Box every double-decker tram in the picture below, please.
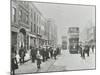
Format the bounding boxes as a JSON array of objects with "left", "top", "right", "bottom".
[
  {"left": 69, "top": 38, "right": 79, "bottom": 53},
  {"left": 68, "top": 27, "right": 79, "bottom": 54}
]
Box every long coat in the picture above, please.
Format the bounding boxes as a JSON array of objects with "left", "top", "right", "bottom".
[
  {"left": 19, "top": 48, "right": 25, "bottom": 58},
  {"left": 11, "top": 52, "right": 18, "bottom": 70}
]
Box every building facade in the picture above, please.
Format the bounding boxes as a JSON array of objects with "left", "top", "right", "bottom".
[
  {"left": 11, "top": 0, "right": 58, "bottom": 55},
  {"left": 47, "top": 19, "right": 58, "bottom": 47},
  {"left": 29, "top": 2, "right": 42, "bottom": 48},
  {"left": 11, "top": 0, "right": 30, "bottom": 54}
]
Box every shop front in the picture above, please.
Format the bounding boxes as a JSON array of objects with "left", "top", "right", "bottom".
[
  {"left": 11, "top": 31, "right": 17, "bottom": 48},
  {"left": 17, "top": 28, "right": 30, "bottom": 53},
  {"left": 29, "top": 33, "right": 37, "bottom": 48}
]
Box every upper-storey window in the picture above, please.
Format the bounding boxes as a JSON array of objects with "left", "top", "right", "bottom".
[
  {"left": 34, "top": 12, "right": 36, "bottom": 23},
  {"left": 19, "top": 10, "right": 22, "bottom": 21},
  {"left": 23, "top": 13, "right": 29, "bottom": 25},
  {"left": 12, "top": 7, "right": 16, "bottom": 23},
  {"left": 31, "top": 22, "right": 33, "bottom": 32},
  {"left": 34, "top": 24, "right": 36, "bottom": 33},
  {"left": 26, "top": 15, "right": 28, "bottom": 24}
]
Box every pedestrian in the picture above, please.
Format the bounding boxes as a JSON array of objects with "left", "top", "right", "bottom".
[
  {"left": 53, "top": 48, "right": 57, "bottom": 60},
  {"left": 82, "top": 46, "right": 85, "bottom": 59},
  {"left": 19, "top": 46, "right": 25, "bottom": 64},
  {"left": 79, "top": 45, "right": 83, "bottom": 57},
  {"left": 59, "top": 47, "right": 61, "bottom": 55},
  {"left": 57, "top": 47, "right": 60, "bottom": 55},
  {"left": 50, "top": 47, "right": 53, "bottom": 58},
  {"left": 36, "top": 49, "right": 42, "bottom": 69},
  {"left": 40, "top": 47, "right": 45, "bottom": 62},
  {"left": 85, "top": 45, "right": 90, "bottom": 57},
  {"left": 30, "top": 47, "right": 36, "bottom": 63},
  {"left": 45, "top": 47, "right": 49, "bottom": 60},
  {"left": 11, "top": 46, "right": 18, "bottom": 75},
  {"left": 43, "top": 47, "right": 47, "bottom": 62},
  {"left": 92, "top": 45, "right": 94, "bottom": 53}
]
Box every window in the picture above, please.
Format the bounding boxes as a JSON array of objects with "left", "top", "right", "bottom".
[
  {"left": 12, "top": 7, "right": 16, "bottom": 22},
  {"left": 37, "top": 15, "right": 38, "bottom": 24},
  {"left": 31, "top": 9, "right": 32, "bottom": 19},
  {"left": 19, "top": 10, "right": 22, "bottom": 21},
  {"left": 38, "top": 16, "right": 39, "bottom": 24},
  {"left": 31, "top": 22, "right": 32, "bottom": 32},
  {"left": 34, "top": 12, "right": 36, "bottom": 23},
  {"left": 39, "top": 27, "right": 41, "bottom": 34},
  {"left": 37, "top": 26, "right": 38, "bottom": 33},
  {"left": 23, "top": 13, "right": 28, "bottom": 24},
  {"left": 34, "top": 24, "right": 36, "bottom": 33},
  {"left": 26, "top": 15, "right": 28, "bottom": 24}
]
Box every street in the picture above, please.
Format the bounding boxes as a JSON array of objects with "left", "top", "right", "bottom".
[
  {"left": 11, "top": 1, "right": 96, "bottom": 75},
  {"left": 15, "top": 50, "right": 95, "bottom": 74},
  {"left": 51, "top": 50, "right": 95, "bottom": 71}
]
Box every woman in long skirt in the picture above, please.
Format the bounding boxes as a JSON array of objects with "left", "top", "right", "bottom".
[{"left": 36, "top": 50, "right": 42, "bottom": 69}]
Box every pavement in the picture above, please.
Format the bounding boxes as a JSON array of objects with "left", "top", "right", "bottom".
[
  {"left": 15, "top": 49, "right": 95, "bottom": 74},
  {"left": 16, "top": 50, "right": 31, "bottom": 64},
  {"left": 15, "top": 56, "right": 57, "bottom": 74}
]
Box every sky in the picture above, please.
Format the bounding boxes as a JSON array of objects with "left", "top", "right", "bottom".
[{"left": 34, "top": 2, "right": 95, "bottom": 44}]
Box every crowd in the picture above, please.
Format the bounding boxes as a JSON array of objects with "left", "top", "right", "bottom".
[
  {"left": 78, "top": 44, "right": 95, "bottom": 59},
  {"left": 30, "top": 46, "right": 61, "bottom": 69},
  {"left": 11, "top": 45, "right": 61, "bottom": 75},
  {"left": 11, "top": 43, "right": 95, "bottom": 75}
]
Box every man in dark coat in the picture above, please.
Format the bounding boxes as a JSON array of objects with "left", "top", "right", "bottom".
[
  {"left": 19, "top": 46, "right": 25, "bottom": 64},
  {"left": 92, "top": 45, "right": 94, "bottom": 53},
  {"left": 11, "top": 46, "right": 18, "bottom": 75},
  {"left": 49, "top": 47, "right": 53, "bottom": 58},
  {"left": 30, "top": 47, "right": 36, "bottom": 63},
  {"left": 53, "top": 48, "right": 57, "bottom": 60},
  {"left": 85, "top": 45, "right": 90, "bottom": 57},
  {"left": 79, "top": 45, "right": 83, "bottom": 57},
  {"left": 45, "top": 47, "right": 49, "bottom": 60},
  {"left": 40, "top": 47, "right": 45, "bottom": 62}
]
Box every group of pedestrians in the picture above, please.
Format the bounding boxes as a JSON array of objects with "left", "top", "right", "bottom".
[
  {"left": 18, "top": 46, "right": 26, "bottom": 64},
  {"left": 11, "top": 45, "right": 61, "bottom": 75},
  {"left": 79, "top": 44, "right": 95, "bottom": 59},
  {"left": 11, "top": 46, "right": 18, "bottom": 75},
  {"left": 30, "top": 46, "right": 61, "bottom": 69},
  {"left": 11, "top": 45, "right": 27, "bottom": 75}
]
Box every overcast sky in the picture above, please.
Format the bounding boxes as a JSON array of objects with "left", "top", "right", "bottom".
[{"left": 34, "top": 2, "right": 95, "bottom": 44}]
